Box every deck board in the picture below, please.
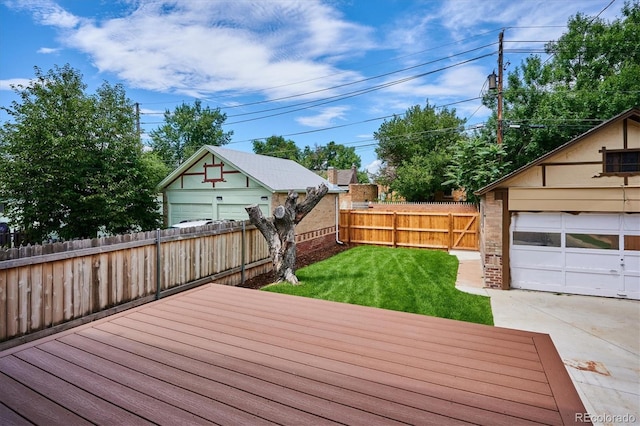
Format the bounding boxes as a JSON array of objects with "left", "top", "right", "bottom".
[{"left": 0, "top": 283, "right": 589, "bottom": 425}]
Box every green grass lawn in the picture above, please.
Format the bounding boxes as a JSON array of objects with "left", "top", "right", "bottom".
[{"left": 263, "top": 245, "right": 494, "bottom": 325}]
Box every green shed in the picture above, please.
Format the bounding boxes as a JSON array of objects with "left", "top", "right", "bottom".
[{"left": 158, "top": 146, "right": 342, "bottom": 231}]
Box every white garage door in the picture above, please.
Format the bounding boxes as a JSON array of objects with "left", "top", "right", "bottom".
[{"left": 510, "top": 212, "right": 640, "bottom": 299}]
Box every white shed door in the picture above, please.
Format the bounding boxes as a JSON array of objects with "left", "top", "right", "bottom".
[
  {"left": 170, "top": 203, "right": 213, "bottom": 226},
  {"left": 510, "top": 212, "right": 640, "bottom": 299}
]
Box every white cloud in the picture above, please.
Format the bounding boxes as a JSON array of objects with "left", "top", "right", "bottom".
[
  {"left": 0, "top": 78, "right": 32, "bottom": 91},
  {"left": 20, "top": 0, "right": 374, "bottom": 100},
  {"left": 37, "top": 47, "right": 60, "bottom": 54},
  {"left": 6, "top": 0, "right": 79, "bottom": 28},
  {"left": 366, "top": 159, "right": 383, "bottom": 176},
  {"left": 296, "top": 106, "right": 350, "bottom": 127}
]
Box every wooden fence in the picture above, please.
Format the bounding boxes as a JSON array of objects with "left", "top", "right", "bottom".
[
  {"left": 339, "top": 210, "right": 479, "bottom": 251},
  {"left": 0, "top": 221, "right": 270, "bottom": 345}
]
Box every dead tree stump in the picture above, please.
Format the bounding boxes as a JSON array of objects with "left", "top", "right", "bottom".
[{"left": 245, "top": 184, "right": 328, "bottom": 284}]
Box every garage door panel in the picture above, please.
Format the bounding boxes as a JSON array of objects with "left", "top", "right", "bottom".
[
  {"left": 565, "top": 272, "right": 620, "bottom": 297},
  {"left": 512, "top": 213, "right": 561, "bottom": 229},
  {"left": 622, "top": 214, "right": 640, "bottom": 231},
  {"left": 564, "top": 213, "right": 619, "bottom": 231},
  {"left": 511, "top": 248, "right": 563, "bottom": 269},
  {"left": 623, "top": 252, "right": 640, "bottom": 299},
  {"left": 511, "top": 268, "right": 563, "bottom": 290},
  {"left": 171, "top": 203, "right": 213, "bottom": 225},
  {"left": 565, "top": 251, "right": 619, "bottom": 273}
]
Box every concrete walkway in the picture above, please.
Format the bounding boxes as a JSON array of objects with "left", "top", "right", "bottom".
[{"left": 450, "top": 251, "right": 640, "bottom": 426}]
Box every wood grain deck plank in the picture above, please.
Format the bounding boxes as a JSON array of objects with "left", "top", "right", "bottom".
[
  {"left": 534, "top": 334, "right": 592, "bottom": 425},
  {"left": 0, "top": 401, "right": 33, "bottom": 426},
  {"left": 0, "top": 355, "right": 151, "bottom": 425},
  {"left": 0, "top": 372, "right": 90, "bottom": 426}
]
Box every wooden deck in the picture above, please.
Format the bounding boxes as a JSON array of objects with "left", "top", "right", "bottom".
[{"left": 0, "top": 284, "right": 588, "bottom": 425}]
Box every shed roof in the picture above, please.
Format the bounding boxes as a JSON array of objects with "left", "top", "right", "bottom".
[
  {"left": 158, "top": 145, "right": 341, "bottom": 193},
  {"left": 475, "top": 107, "right": 640, "bottom": 195}
]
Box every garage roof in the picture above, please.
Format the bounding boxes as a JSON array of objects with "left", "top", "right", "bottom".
[
  {"left": 158, "top": 145, "right": 342, "bottom": 193},
  {"left": 475, "top": 107, "right": 640, "bottom": 195}
]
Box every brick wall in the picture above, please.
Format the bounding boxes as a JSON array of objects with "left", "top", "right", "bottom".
[
  {"left": 271, "top": 192, "right": 338, "bottom": 236},
  {"left": 480, "top": 191, "right": 504, "bottom": 289},
  {"left": 349, "top": 184, "right": 378, "bottom": 203},
  {"left": 297, "top": 232, "right": 336, "bottom": 255}
]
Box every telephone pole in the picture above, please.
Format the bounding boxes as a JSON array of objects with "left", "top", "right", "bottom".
[
  {"left": 135, "top": 102, "right": 141, "bottom": 137},
  {"left": 497, "top": 29, "right": 504, "bottom": 145}
]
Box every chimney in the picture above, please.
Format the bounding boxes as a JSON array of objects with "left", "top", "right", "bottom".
[{"left": 327, "top": 167, "right": 338, "bottom": 184}]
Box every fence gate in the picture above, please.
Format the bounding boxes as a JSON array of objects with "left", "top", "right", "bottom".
[{"left": 450, "top": 213, "right": 478, "bottom": 250}]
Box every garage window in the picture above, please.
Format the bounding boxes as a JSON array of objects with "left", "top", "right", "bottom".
[
  {"left": 602, "top": 148, "right": 640, "bottom": 174},
  {"left": 566, "top": 233, "right": 619, "bottom": 250},
  {"left": 625, "top": 235, "right": 640, "bottom": 251},
  {"left": 513, "top": 231, "right": 561, "bottom": 247}
]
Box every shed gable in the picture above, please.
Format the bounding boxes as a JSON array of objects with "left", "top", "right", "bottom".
[{"left": 165, "top": 152, "right": 262, "bottom": 191}]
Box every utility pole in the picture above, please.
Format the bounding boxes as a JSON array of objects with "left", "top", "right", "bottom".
[
  {"left": 497, "top": 29, "right": 504, "bottom": 145},
  {"left": 135, "top": 102, "right": 141, "bottom": 137}
]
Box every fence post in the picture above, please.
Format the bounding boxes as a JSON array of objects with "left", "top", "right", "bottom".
[
  {"left": 241, "top": 221, "right": 246, "bottom": 285},
  {"left": 448, "top": 213, "right": 453, "bottom": 250},
  {"left": 392, "top": 212, "right": 397, "bottom": 248},
  {"left": 155, "top": 228, "right": 161, "bottom": 300}
]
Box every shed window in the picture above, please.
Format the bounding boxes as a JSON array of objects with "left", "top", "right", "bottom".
[{"left": 602, "top": 148, "right": 640, "bottom": 173}]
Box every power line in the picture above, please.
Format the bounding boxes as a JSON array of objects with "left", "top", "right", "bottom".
[
  {"left": 140, "top": 43, "right": 496, "bottom": 117},
  {"left": 139, "top": 28, "right": 505, "bottom": 107},
  {"left": 229, "top": 96, "right": 483, "bottom": 145},
  {"left": 224, "top": 54, "right": 493, "bottom": 125}
]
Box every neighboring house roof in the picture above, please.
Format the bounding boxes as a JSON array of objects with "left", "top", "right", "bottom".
[
  {"left": 158, "top": 145, "right": 342, "bottom": 193},
  {"left": 475, "top": 107, "right": 640, "bottom": 195},
  {"left": 336, "top": 168, "right": 358, "bottom": 186}
]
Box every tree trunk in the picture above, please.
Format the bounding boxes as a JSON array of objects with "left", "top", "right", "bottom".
[{"left": 245, "top": 184, "right": 328, "bottom": 284}]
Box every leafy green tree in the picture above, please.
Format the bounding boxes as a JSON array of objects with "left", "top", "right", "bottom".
[
  {"left": 141, "top": 150, "right": 172, "bottom": 187},
  {"left": 299, "top": 141, "right": 361, "bottom": 171},
  {"left": 252, "top": 135, "right": 300, "bottom": 160},
  {"left": 0, "top": 65, "right": 161, "bottom": 242},
  {"left": 373, "top": 103, "right": 465, "bottom": 201},
  {"left": 446, "top": 2, "right": 640, "bottom": 200},
  {"left": 444, "top": 136, "right": 510, "bottom": 203},
  {"left": 149, "top": 100, "right": 232, "bottom": 168},
  {"left": 498, "top": 1, "right": 640, "bottom": 169}
]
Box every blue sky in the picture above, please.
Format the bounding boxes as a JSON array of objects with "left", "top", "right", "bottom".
[{"left": 0, "top": 0, "right": 623, "bottom": 174}]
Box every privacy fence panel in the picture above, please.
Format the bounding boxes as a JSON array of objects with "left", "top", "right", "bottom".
[
  {"left": 339, "top": 210, "right": 479, "bottom": 251},
  {"left": 0, "top": 222, "right": 270, "bottom": 344}
]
